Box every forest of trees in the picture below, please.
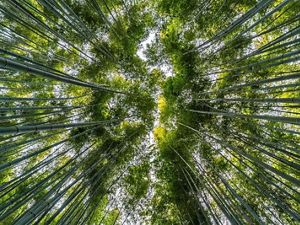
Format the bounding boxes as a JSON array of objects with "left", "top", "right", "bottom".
[{"left": 0, "top": 0, "right": 299, "bottom": 224}]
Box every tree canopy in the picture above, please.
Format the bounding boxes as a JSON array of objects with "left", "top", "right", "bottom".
[{"left": 0, "top": 0, "right": 300, "bottom": 224}]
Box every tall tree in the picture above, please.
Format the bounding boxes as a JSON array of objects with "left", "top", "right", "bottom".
[{"left": 0, "top": 0, "right": 299, "bottom": 224}]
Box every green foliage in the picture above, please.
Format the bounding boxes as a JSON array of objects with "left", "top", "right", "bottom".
[
  {"left": 125, "top": 163, "right": 150, "bottom": 202},
  {"left": 0, "top": 0, "right": 299, "bottom": 224}
]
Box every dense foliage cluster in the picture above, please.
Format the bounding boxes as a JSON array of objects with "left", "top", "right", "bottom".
[{"left": 0, "top": 0, "right": 299, "bottom": 224}]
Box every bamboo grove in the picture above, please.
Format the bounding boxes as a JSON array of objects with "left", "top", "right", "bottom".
[{"left": 0, "top": 0, "right": 299, "bottom": 224}]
